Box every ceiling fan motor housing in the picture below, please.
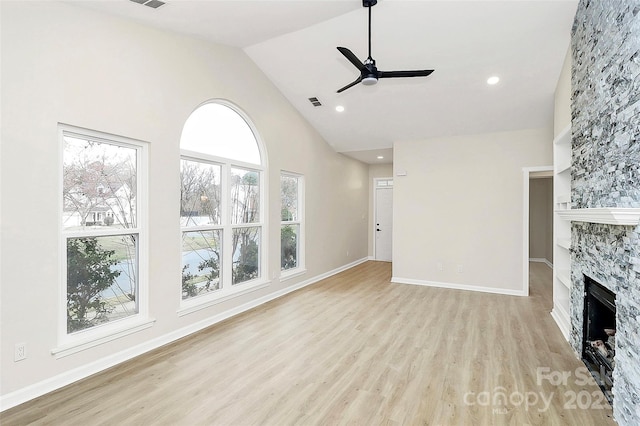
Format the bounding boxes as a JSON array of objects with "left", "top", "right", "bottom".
[{"left": 362, "top": 63, "right": 379, "bottom": 85}]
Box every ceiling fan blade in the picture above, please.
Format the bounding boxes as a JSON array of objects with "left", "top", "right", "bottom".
[
  {"left": 337, "top": 47, "right": 365, "bottom": 70},
  {"left": 378, "top": 69, "right": 435, "bottom": 78},
  {"left": 337, "top": 76, "right": 363, "bottom": 93}
]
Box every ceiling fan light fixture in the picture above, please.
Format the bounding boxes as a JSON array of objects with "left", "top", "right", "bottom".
[{"left": 362, "top": 76, "right": 378, "bottom": 86}]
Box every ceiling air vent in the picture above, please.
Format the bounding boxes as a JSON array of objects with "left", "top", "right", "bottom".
[
  {"left": 130, "top": 0, "right": 166, "bottom": 9},
  {"left": 308, "top": 97, "right": 322, "bottom": 107}
]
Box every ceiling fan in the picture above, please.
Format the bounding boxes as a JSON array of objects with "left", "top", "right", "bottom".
[{"left": 336, "top": 0, "right": 434, "bottom": 93}]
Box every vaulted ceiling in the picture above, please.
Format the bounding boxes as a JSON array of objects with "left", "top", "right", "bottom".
[{"left": 70, "top": 0, "right": 578, "bottom": 164}]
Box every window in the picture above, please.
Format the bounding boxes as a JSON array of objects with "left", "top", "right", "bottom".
[
  {"left": 281, "top": 172, "right": 304, "bottom": 275},
  {"left": 180, "top": 101, "right": 266, "bottom": 308},
  {"left": 180, "top": 160, "right": 222, "bottom": 298},
  {"left": 61, "top": 125, "right": 148, "bottom": 340}
]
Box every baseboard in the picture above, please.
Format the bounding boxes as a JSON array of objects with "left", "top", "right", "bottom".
[
  {"left": 366, "top": 256, "right": 392, "bottom": 262},
  {"left": 550, "top": 303, "right": 571, "bottom": 342},
  {"left": 0, "top": 257, "right": 369, "bottom": 412},
  {"left": 390, "top": 276, "right": 527, "bottom": 297},
  {"left": 529, "top": 258, "right": 553, "bottom": 269}
]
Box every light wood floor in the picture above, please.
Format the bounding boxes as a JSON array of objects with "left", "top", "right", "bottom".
[{"left": 2, "top": 262, "right": 616, "bottom": 425}]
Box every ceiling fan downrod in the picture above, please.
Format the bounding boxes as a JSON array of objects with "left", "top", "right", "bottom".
[{"left": 367, "top": 2, "right": 373, "bottom": 61}]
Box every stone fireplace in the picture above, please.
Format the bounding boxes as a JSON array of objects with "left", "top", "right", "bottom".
[
  {"left": 569, "top": 221, "right": 640, "bottom": 424},
  {"left": 566, "top": 1, "right": 640, "bottom": 425}
]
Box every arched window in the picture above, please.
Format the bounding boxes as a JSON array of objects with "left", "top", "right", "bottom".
[
  {"left": 180, "top": 103, "right": 261, "bottom": 165},
  {"left": 179, "top": 100, "right": 266, "bottom": 307}
]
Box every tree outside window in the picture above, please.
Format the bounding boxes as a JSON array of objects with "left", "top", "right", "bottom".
[{"left": 62, "top": 130, "right": 144, "bottom": 334}]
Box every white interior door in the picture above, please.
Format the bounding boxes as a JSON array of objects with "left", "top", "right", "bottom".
[{"left": 375, "top": 185, "right": 393, "bottom": 262}]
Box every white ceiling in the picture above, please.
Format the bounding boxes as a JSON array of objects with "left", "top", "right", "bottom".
[{"left": 70, "top": 0, "right": 578, "bottom": 164}]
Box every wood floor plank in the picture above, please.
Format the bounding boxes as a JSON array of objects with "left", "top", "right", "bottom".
[{"left": 1, "top": 261, "right": 617, "bottom": 425}]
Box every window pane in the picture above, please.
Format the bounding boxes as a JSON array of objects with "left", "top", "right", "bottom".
[
  {"left": 67, "top": 235, "right": 138, "bottom": 333},
  {"left": 281, "top": 224, "right": 299, "bottom": 271},
  {"left": 180, "top": 160, "right": 221, "bottom": 227},
  {"left": 180, "top": 103, "right": 261, "bottom": 165},
  {"left": 231, "top": 168, "right": 260, "bottom": 224},
  {"left": 182, "top": 230, "right": 222, "bottom": 299},
  {"left": 281, "top": 175, "right": 298, "bottom": 221},
  {"left": 232, "top": 227, "right": 260, "bottom": 285},
  {"left": 63, "top": 136, "right": 137, "bottom": 230}
]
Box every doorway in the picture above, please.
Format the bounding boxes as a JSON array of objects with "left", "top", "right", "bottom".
[
  {"left": 529, "top": 176, "right": 554, "bottom": 268},
  {"left": 522, "top": 166, "right": 553, "bottom": 296},
  {"left": 374, "top": 178, "right": 393, "bottom": 262}
]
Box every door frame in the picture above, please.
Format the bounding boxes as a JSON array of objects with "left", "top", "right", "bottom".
[
  {"left": 373, "top": 177, "right": 393, "bottom": 261},
  {"left": 522, "top": 166, "right": 554, "bottom": 296}
]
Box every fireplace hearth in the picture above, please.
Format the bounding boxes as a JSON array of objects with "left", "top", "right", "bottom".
[{"left": 582, "top": 275, "right": 616, "bottom": 403}]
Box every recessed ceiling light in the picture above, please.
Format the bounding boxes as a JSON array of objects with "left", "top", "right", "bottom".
[
  {"left": 377, "top": 156, "right": 384, "bottom": 159},
  {"left": 487, "top": 76, "right": 500, "bottom": 85},
  {"left": 335, "top": 105, "right": 345, "bottom": 112}
]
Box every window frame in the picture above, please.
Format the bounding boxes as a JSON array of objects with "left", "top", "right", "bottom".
[
  {"left": 376, "top": 178, "right": 393, "bottom": 188},
  {"left": 55, "top": 124, "right": 152, "bottom": 358},
  {"left": 280, "top": 171, "right": 305, "bottom": 280},
  {"left": 179, "top": 155, "right": 225, "bottom": 300},
  {"left": 178, "top": 100, "right": 269, "bottom": 315}
]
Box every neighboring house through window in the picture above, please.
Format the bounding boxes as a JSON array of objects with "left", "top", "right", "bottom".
[{"left": 179, "top": 100, "right": 267, "bottom": 311}]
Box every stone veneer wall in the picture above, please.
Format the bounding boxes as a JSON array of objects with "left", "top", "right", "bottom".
[
  {"left": 570, "top": 223, "right": 640, "bottom": 422},
  {"left": 569, "top": 1, "right": 640, "bottom": 425}
]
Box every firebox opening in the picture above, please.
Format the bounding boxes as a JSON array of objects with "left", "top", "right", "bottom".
[{"left": 582, "top": 275, "right": 616, "bottom": 403}]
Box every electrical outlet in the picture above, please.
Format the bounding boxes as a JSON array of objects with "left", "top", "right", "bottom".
[
  {"left": 457, "top": 264, "right": 463, "bottom": 274},
  {"left": 346, "top": 250, "right": 350, "bottom": 257},
  {"left": 437, "top": 262, "right": 444, "bottom": 271},
  {"left": 14, "top": 343, "right": 26, "bottom": 362}
]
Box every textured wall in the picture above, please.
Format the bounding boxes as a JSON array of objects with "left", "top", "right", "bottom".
[
  {"left": 571, "top": 0, "right": 640, "bottom": 209},
  {"left": 569, "top": 1, "right": 640, "bottom": 424}
]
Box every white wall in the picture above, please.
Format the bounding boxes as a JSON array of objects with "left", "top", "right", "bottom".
[
  {"left": 554, "top": 48, "right": 572, "bottom": 136},
  {"left": 0, "top": 1, "right": 368, "bottom": 405},
  {"left": 392, "top": 128, "right": 553, "bottom": 294}
]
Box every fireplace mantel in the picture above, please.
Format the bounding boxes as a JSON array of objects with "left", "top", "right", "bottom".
[{"left": 556, "top": 208, "right": 640, "bottom": 226}]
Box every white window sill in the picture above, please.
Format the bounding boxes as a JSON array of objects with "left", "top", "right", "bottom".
[
  {"left": 178, "top": 279, "right": 271, "bottom": 317},
  {"left": 51, "top": 318, "right": 156, "bottom": 359},
  {"left": 279, "top": 268, "right": 307, "bottom": 282}
]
